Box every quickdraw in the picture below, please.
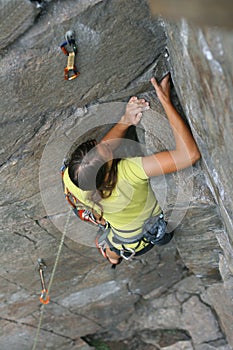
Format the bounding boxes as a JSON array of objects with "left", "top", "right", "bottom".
[
  {"left": 60, "top": 30, "right": 80, "bottom": 81},
  {"left": 38, "top": 259, "right": 50, "bottom": 305}
]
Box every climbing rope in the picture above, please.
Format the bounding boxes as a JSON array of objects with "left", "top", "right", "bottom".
[{"left": 32, "top": 208, "right": 72, "bottom": 350}]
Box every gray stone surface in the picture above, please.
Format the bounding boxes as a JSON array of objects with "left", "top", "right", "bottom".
[
  {"left": 148, "top": 0, "right": 233, "bottom": 28},
  {"left": 165, "top": 19, "right": 233, "bottom": 240},
  {"left": 182, "top": 295, "right": 222, "bottom": 344},
  {"left": 104, "top": 275, "right": 229, "bottom": 349},
  {"left": 0, "top": 0, "right": 166, "bottom": 165},
  {"left": 0, "top": 0, "right": 40, "bottom": 50},
  {"left": 206, "top": 283, "right": 233, "bottom": 346},
  {"left": 162, "top": 342, "right": 194, "bottom": 350},
  {"left": 0, "top": 0, "right": 233, "bottom": 349}
]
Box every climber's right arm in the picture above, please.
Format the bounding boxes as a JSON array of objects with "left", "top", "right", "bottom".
[
  {"left": 100, "top": 97, "right": 149, "bottom": 149},
  {"left": 142, "top": 74, "right": 201, "bottom": 177}
]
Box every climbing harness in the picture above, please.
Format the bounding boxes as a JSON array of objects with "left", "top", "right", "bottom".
[
  {"left": 97, "top": 212, "right": 173, "bottom": 263},
  {"left": 60, "top": 30, "right": 80, "bottom": 80},
  {"left": 95, "top": 230, "right": 122, "bottom": 268},
  {"left": 32, "top": 208, "right": 72, "bottom": 350},
  {"left": 38, "top": 259, "right": 50, "bottom": 305}
]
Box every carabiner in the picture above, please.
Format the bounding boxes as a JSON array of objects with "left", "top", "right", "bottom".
[
  {"left": 120, "top": 247, "right": 136, "bottom": 261},
  {"left": 38, "top": 259, "right": 50, "bottom": 304},
  {"left": 39, "top": 289, "right": 50, "bottom": 305},
  {"left": 64, "top": 66, "right": 80, "bottom": 81},
  {"left": 65, "top": 30, "right": 75, "bottom": 44}
]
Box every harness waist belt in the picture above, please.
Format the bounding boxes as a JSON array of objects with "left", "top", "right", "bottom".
[{"left": 111, "top": 226, "right": 144, "bottom": 244}]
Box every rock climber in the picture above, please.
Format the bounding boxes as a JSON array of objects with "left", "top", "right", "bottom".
[{"left": 62, "top": 74, "right": 201, "bottom": 266}]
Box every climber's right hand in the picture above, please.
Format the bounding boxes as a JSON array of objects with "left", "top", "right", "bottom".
[{"left": 151, "top": 74, "right": 171, "bottom": 106}]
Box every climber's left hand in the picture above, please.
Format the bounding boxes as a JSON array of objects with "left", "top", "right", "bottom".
[{"left": 121, "top": 97, "right": 149, "bottom": 126}]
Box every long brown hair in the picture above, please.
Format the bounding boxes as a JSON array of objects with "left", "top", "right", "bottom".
[{"left": 68, "top": 139, "right": 120, "bottom": 217}]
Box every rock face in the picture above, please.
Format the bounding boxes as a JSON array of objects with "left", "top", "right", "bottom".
[
  {"left": 0, "top": 1, "right": 233, "bottom": 350},
  {"left": 0, "top": 0, "right": 40, "bottom": 50},
  {"left": 148, "top": 0, "right": 233, "bottom": 28}
]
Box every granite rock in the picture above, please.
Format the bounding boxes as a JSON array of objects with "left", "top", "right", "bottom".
[{"left": 0, "top": 1, "right": 233, "bottom": 349}]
